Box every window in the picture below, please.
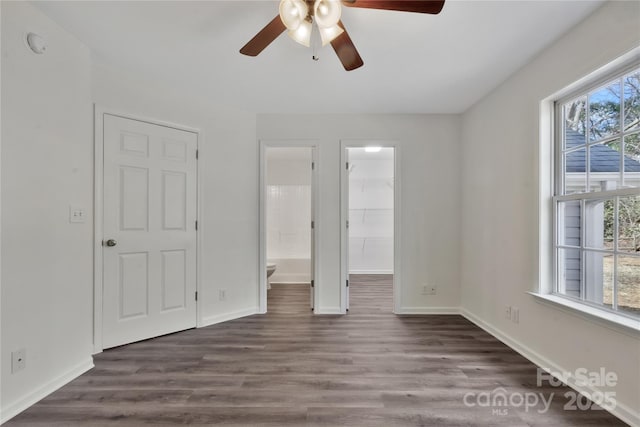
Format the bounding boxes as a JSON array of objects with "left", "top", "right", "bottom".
[{"left": 554, "top": 62, "right": 640, "bottom": 320}]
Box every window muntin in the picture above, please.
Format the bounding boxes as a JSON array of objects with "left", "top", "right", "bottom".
[{"left": 555, "top": 64, "right": 640, "bottom": 319}]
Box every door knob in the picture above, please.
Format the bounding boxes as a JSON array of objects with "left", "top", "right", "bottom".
[{"left": 105, "top": 239, "right": 117, "bottom": 247}]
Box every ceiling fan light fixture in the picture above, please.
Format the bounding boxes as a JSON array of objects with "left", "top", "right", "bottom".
[
  {"left": 318, "top": 24, "right": 344, "bottom": 46},
  {"left": 287, "top": 19, "right": 312, "bottom": 47},
  {"left": 314, "top": 0, "right": 342, "bottom": 28},
  {"left": 279, "top": 0, "right": 308, "bottom": 31}
]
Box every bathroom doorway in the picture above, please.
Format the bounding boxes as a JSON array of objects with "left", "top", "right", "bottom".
[
  {"left": 341, "top": 143, "right": 398, "bottom": 313},
  {"left": 259, "top": 143, "right": 318, "bottom": 313}
]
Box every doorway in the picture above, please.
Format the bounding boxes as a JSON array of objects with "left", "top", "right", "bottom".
[
  {"left": 341, "top": 143, "right": 398, "bottom": 313},
  {"left": 259, "top": 143, "right": 318, "bottom": 313},
  {"left": 96, "top": 111, "right": 199, "bottom": 350}
]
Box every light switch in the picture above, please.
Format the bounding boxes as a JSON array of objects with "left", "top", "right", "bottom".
[{"left": 69, "top": 206, "right": 86, "bottom": 223}]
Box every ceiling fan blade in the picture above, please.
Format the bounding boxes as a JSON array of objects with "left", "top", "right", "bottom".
[
  {"left": 330, "top": 21, "right": 364, "bottom": 71},
  {"left": 240, "top": 15, "right": 287, "bottom": 56},
  {"left": 342, "top": 0, "right": 445, "bottom": 14}
]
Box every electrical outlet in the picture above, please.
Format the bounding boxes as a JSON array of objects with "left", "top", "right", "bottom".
[
  {"left": 219, "top": 290, "right": 226, "bottom": 301},
  {"left": 511, "top": 307, "right": 520, "bottom": 324},
  {"left": 12, "top": 349, "right": 26, "bottom": 373},
  {"left": 421, "top": 284, "right": 437, "bottom": 295},
  {"left": 504, "top": 305, "right": 511, "bottom": 320}
]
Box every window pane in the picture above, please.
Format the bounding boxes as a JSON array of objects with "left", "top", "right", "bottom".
[
  {"left": 589, "top": 81, "right": 621, "bottom": 143},
  {"left": 564, "top": 97, "right": 586, "bottom": 144},
  {"left": 557, "top": 248, "right": 582, "bottom": 299},
  {"left": 558, "top": 201, "right": 581, "bottom": 247},
  {"left": 617, "top": 255, "right": 640, "bottom": 316},
  {"left": 585, "top": 250, "right": 613, "bottom": 308},
  {"left": 585, "top": 199, "right": 614, "bottom": 250},
  {"left": 623, "top": 132, "right": 640, "bottom": 188},
  {"left": 623, "top": 70, "right": 640, "bottom": 132},
  {"left": 564, "top": 148, "right": 586, "bottom": 194},
  {"left": 589, "top": 140, "right": 622, "bottom": 191},
  {"left": 618, "top": 195, "right": 640, "bottom": 253}
]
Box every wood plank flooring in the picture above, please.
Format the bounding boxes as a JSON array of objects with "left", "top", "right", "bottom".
[{"left": 6, "top": 275, "right": 626, "bottom": 426}]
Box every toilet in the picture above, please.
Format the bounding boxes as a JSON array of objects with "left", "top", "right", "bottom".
[{"left": 266, "top": 262, "right": 276, "bottom": 290}]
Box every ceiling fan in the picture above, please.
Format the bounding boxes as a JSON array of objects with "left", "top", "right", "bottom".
[{"left": 240, "top": 0, "right": 445, "bottom": 71}]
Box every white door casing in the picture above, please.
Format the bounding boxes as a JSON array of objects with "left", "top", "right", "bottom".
[
  {"left": 259, "top": 141, "right": 319, "bottom": 314},
  {"left": 310, "top": 163, "right": 316, "bottom": 310},
  {"left": 101, "top": 114, "right": 197, "bottom": 349},
  {"left": 340, "top": 141, "right": 401, "bottom": 314},
  {"left": 345, "top": 148, "right": 351, "bottom": 311}
]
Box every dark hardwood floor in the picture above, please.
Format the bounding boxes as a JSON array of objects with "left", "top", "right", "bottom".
[{"left": 6, "top": 275, "right": 625, "bottom": 426}]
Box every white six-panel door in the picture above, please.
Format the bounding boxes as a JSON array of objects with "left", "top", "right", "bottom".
[{"left": 102, "top": 114, "right": 197, "bottom": 349}]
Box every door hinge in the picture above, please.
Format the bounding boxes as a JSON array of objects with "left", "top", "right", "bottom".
[
  {"left": 195, "top": 220, "right": 198, "bottom": 230},
  {"left": 195, "top": 291, "right": 198, "bottom": 301},
  {"left": 196, "top": 149, "right": 199, "bottom": 159},
  {"left": 311, "top": 279, "right": 314, "bottom": 288},
  {"left": 311, "top": 220, "right": 315, "bottom": 229},
  {"left": 346, "top": 279, "right": 349, "bottom": 288},
  {"left": 311, "top": 162, "right": 315, "bottom": 170},
  {"left": 346, "top": 162, "right": 349, "bottom": 170},
  {"left": 346, "top": 220, "right": 349, "bottom": 229}
]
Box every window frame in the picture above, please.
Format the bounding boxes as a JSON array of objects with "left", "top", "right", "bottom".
[{"left": 552, "top": 59, "right": 640, "bottom": 321}]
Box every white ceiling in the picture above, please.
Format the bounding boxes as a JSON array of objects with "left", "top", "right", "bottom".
[{"left": 33, "top": 0, "right": 604, "bottom": 114}]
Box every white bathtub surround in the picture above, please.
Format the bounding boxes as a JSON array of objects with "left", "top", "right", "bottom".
[{"left": 266, "top": 184, "right": 312, "bottom": 259}]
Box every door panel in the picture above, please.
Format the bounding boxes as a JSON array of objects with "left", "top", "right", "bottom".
[
  {"left": 120, "top": 166, "right": 149, "bottom": 231},
  {"left": 118, "top": 252, "right": 149, "bottom": 319},
  {"left": 161, "top": 249, "right": 187, "bottom": 311},
  {"left": 162, "top": 171, "right": 187, "bottom": 230},
  {"left": 103, "top": 114, "right": 197, "bottom": 349}
]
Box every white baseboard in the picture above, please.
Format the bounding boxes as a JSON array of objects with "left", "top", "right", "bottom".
[
  {"left": 270, "top": 275, "right": 311, "bottom": 283},
  {"left": 270, "top": 281, "right": 311, "bottom": 285},
  {"left": 200, "top": 307, "right": 258, "bottom": 327},
  {"left": 0, "top": 357, "right": 94, "bottom": 424},
  {"left": 460, "top": 308, "right": 640, "bottom": 427},
  {"left": 349, "top": 270, "right": 394, "bottom": 275},
  {"left": 314, "top": 306, "right": 343, "bottom": 315},
  {"left": 396, "top": 306, "right": 461, "bottom": 315}
]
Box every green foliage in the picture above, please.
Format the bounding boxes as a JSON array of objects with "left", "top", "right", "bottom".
[{"left": 604, "top": 197, "right": 640, "bottom": 251}]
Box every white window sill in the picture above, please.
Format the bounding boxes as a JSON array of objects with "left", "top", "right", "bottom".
[{"left": 529, "top": 292, "right": 640, "bottom": 337}]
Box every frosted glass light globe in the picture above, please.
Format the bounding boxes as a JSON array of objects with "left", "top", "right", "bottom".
[
  {"left": 314, "top": 0, "right": 341, "bottom": 28},
  {"left": 279, "top": 0, "right": 308, "bottom": 31},
  {"left": 287, "top": 19, "right": 313, "bottom": 47}
]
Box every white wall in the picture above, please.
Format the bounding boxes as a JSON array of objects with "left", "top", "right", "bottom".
[
  {"left": 258, "top": 114, "right": 461, "bottom": 314},
  {"left": 460, "top": 2, "right": 640, "bottom": 425},
  {"left": 91, "top": 62, "right": 259, "bottom": 327},
  {"left": 1, "top": 2, "right": 94, "bottom": 421}
]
